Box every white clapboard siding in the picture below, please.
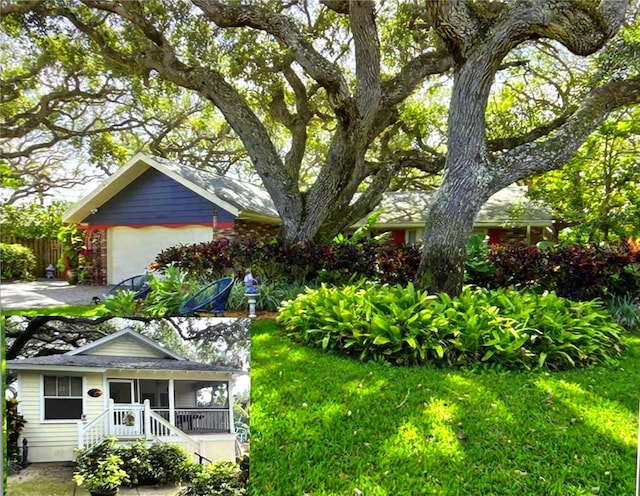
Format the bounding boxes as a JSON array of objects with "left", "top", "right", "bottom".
[
  {"left": 83, "top": 335, "right": 166, "bottom": 358},
  {"left": 18, "top": 371, "right": 102, "bottom": 462},
  {"left": 175, "top": 381, "right": 196, "bottom": 408}
]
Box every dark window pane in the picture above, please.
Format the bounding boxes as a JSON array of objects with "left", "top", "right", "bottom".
[
  {"left": 44, "top": 398, "right": 82, "bottom": 420},
  {"left": 58, "top": 376, "right": 70, "bottom": 396},
  {"left": 70, "top": 377, "right": 82, "bottom": 396},
  {"left": 44, "top": 376, "right": 57, "bottom": 396}
]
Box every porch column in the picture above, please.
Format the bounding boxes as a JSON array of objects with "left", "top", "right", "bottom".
[
  {"left": 108, "top": 398, "right": 115, "bottom": 434},
  {"left": 168, "top": 379, "right": 175, "bottom": 426},
  {"left": 228, "top": 378, "right": 235, "bottom": 433},
  {"left": 77, "top": 420, "right": 84, "bottom": 449}
]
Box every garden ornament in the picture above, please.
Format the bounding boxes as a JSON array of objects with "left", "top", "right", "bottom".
[{"left": 243, "top": 269, "right": 259, "bottom": 294}]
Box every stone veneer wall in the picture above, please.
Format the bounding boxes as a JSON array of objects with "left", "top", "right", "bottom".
[{"left": 214, "top": 219, "right": 280, "bottom": 244}]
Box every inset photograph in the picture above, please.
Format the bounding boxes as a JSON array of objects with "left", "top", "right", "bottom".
[{"left": 5, "top": 316, "right": 249, "bottom": 495}]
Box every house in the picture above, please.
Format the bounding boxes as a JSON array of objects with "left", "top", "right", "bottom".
[
  {"left": 63, "top": 153, "right": 552, "bottom": 284},
  {"left": 6, "top": 327, "right": 246, "bottom": 464},
  {"left": 355, "top": 186, "right": 553, "bottom": 246},
  {"left": 63, "top": 152, "right": 280, "bottom": 284}
]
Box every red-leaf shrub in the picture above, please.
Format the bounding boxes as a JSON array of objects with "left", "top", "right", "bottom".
[{"left": 476, "top": 241, "right": 640, "bottom": 300}]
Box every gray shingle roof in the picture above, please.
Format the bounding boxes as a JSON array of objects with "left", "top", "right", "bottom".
[
  {"left": 63, "top": 152, "right": 550, "bottom": 227},
  {"left": 362, "top": 185, "right": 552, "bottom": 226},
  {"left": 7, "top": 353, "right": 241, "bottom": 373}
]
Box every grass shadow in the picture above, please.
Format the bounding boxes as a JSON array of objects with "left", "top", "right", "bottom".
[{"left": 250, "top": 321, "right": 639, "bottom": 495}]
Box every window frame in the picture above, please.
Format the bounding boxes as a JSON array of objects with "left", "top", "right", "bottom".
[
  {"left": 41, "top": 374, "right": 85, "bottom": 423},
  {"left": 405, "top": 229, "right": 422, "bottom": 244}
]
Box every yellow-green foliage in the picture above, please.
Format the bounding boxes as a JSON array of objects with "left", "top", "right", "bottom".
[
  {"left": 0, "top": 243, "right": 36, "bottom": 279},
  {"left": 277, "top": 282, "right": 625, "bottom": 370}
]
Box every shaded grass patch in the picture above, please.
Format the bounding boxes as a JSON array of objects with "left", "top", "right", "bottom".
[{"left": 250, "top": 320, "right": 640, "bottom": 495}]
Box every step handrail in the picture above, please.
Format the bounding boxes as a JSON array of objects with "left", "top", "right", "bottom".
[
  {"left": 77, "top": 408, "right": 109, "bottom": 450},
  {"left": 147, "top": 409, "right": 200, "bottom": 453}
]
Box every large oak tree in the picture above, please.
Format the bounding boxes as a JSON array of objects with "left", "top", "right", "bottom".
[
  {"left": 2, "top": 0, "right": 639, "bottom": 295},
  {"left": 415, "top": 0, "right": 639, "bottom": 294}
]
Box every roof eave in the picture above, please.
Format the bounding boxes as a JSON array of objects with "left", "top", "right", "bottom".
[
  {"left": 62, "top": 152, "right": 246, "bottom": 224},
  {"left": 9, "top": 364, "right": 107, "bottom": 373},
  {"left": 349, "top": 219, "right": 553, "bottom": 229},
  {"left": 237, "top": 211, "right": 281, "bottom": 224}
]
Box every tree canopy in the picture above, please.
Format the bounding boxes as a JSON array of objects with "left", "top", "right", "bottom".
[
  {"left": 2, "top": 0, "right": 639, "bottom": 294},
  {"left": 528, "top": 107, "right": 640, "bottom": 243}
]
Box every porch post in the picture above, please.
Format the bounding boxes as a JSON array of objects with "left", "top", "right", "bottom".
[
  {"left": 168, "top": 379, "right": 175, "bottom": 426},
  {"left": 228, "top": 378, "right": 235, "bottom": 433},
  {"left": 108, "top": 398, "right": 114, "bottom": 435},
  {"left": 77, "top": 420, "right": 84, "bottom": 449},
  {"left": 144, "top": 399, "right": 152, "bottom": 440}
]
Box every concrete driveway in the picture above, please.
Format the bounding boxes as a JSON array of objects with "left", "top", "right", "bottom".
[{"left": 0, "top": 279, "right": 112, "bottom": 310}]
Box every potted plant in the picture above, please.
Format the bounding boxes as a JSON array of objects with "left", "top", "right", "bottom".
[
  {"left": 73, "top": 438, "right": 129, "bottom": 496},
  {"left": 56, "top": 224, "right": 84, "bottom": 285}
]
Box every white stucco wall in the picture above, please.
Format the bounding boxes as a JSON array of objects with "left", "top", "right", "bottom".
[{"left": 107, "top": 225, "right": 212, "bottom": 284}]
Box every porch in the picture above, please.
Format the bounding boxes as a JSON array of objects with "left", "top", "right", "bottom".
[
  {"left": 78, "top": 375, "right": 237, "bottom": 461},
  {"left": 106, "top": 377, "right": 234, "bottom": 436},
  {"left": 78, "top": 399, "right": 237, "bottom": 463}
]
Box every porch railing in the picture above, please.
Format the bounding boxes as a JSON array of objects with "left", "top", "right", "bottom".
[
  {"left": 78, "top": 401, "right": 229, "bottom": 454},
  {"left": 152, "top": 408, "right": 231, "bottom": 433},
  {"left": 111, "top": 403, "right": 144, "bottom": 437}
]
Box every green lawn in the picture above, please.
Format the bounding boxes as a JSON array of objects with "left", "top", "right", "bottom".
[
  {"left": 5, "top": 480, "right": 82, "bottom": 496},
  {"left": 2, "top": 304, "right": 101, "bottom": 317},
  {"left": 250, "top": 320, "right": 640, "bottom": 495}
]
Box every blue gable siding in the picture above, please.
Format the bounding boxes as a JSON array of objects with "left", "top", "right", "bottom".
[{"left": 85, "top": 168, "right": 235, "bottom": 225}]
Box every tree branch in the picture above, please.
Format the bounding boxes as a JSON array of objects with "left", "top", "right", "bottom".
[
  {"left": 488, "top": 111, "right": 572, "bottom": 151},
  {"left": 494, "top": 76, "right": 640, "bottom": 186},
  {"left": 350, "top": 1, "right": 381, "bottom": 128},
  {"left": 192, "top": 0, "right": 354, "bottom": 118}
]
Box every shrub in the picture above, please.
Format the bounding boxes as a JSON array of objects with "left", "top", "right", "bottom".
[
  {"left": 0, "top": 243, "right": 36, "bottom": 279},
  {"left": 100, "top": 290, "right": 145, "bottom": 316},
  {"left": 375, "top": 242, "right": 422, "bottom": 286},
  {"left": 117, "top": 440, "right": 155, "bottom": 486},
  {"left": 277, "top": 283, "right": 625, "bottom": 370},
  {"left": 464, "top": 233, "right": 495, "bottom": 284},
  {"left": 96, "top": 440, "right": 191, "bottom": 487},
  {"left": 143, "top": 264, "right": 197, "bottom": 316},
  {"left": 74, "top": 438, "right": 129, "bottom": 492},
  {"left": 177, "top": 461, "right": 247, "bottom": 496},
  {"left": 607, "top": 294, "right": 640, "bottom": 333},
  {"left": 6, "top": 398, "right": 26, "bottom": 464},
  {"left": 146, "top": 443, "right": 192, "bottom": 485},
  {"left": 153, "top": 239, "right": 233, "bottom": 279},
  {"left": 153, "top": 237, "right": 419, "bottom": 286},
  {"left": 480, "top": 241, "right": 640, "bottom": 300},
  {"left": 99, "top": 265, "right": 199, "bottom": 317}
]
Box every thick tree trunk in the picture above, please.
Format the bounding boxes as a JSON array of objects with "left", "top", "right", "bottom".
[{"left": 415, "top": 174, "right": 490, "bottom": 295}]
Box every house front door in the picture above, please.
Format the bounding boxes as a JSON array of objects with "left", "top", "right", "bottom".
[{"left": 108, "top": 380, "right": 142, "bottom": 436}]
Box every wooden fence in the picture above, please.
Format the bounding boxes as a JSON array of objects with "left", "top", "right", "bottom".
[{"left": 2, "top": 237, "right": 62, "bottom": 279}]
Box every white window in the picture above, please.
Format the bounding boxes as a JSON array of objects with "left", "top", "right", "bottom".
[
  {"left": 43, "top": 375, "right": 83, "bottom": 420},
  {"left": 406, "top": 229, "right": 423, "bottom": 244}
]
